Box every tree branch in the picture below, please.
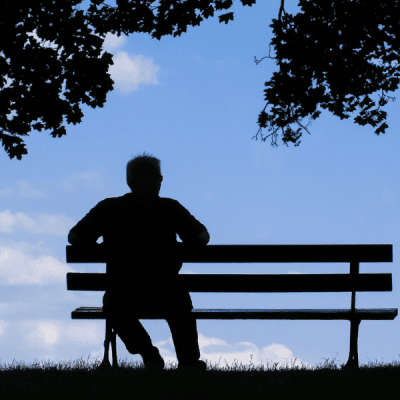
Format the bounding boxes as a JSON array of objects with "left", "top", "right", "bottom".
[{"left": 254, "top": 44, "right": 275, "bottom": 65}]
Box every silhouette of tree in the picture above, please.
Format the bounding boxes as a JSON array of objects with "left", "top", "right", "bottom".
[
  {"left": 2, "top": 0, "right": 398, "bottom": 160},
  {"left": 252, "top": 0, "right": 400, "bottom": 147},
  {"left": 1, "top": 0, "right": 254, "bottom": 160},
  {"left": 1, "top": 1, "right": 114, "bottom": 160}
]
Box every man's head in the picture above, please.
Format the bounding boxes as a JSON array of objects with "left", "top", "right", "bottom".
[{"left": 126, "top": 152, "right": 163, "bottom": 195}]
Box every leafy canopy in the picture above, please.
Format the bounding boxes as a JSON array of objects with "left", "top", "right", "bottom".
[
  {"left": 0, "top": 1, "right": 114, "bottom": 160},
  {"left": 1, "top": 0, "right": 254, "bottom": 160},
  {"left": 1, "top": 0, "right": 399, "bottom": 160},
  {"left": 253, "top": 0, "right": 400, "bottom": 147}
]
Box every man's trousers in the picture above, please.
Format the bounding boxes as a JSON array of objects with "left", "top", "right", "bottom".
[{"left": 102, "top": 289, "right": 201, "bottom": 365}]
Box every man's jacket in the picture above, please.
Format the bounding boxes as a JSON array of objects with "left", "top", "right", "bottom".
[{"left": 68, "top": 192, "right": 208, "bottom": 308}]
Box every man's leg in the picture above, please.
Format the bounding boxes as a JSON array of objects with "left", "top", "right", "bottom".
[
  {"left": 165, "top": 312, "right": 201, "bottom": 365},
  {"left": 112, "top": 316, "right": 154, "bottom": 355},
  {"left": 103, "top": 292, "right": 154, "bottom": 355}
]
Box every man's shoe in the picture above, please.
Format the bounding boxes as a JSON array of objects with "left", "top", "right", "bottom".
[
  {"left": 177, "top": 360, "right": 207, "bottom": 372},
  {"left": 141, "top": 346, "right": 165, "bottom": 370}
]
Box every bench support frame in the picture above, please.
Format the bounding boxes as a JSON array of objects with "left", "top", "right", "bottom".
[
  {"left": 345, "top": 317, "right": 361, "bottom": 370},
  {"left": 66, "top": 252, "right": 396, "bottom": 372},
  {"left": 99, "top": 318, "right": 118, "bottom": 369},
  {"left": 344, "top": 262, "right": 361, "bottom": 371},
  {"left": 98, "top": 315, "right": 363, "bottom": 371}
]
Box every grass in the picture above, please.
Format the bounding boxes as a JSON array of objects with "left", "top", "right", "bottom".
[{"left": 0, "top": 354, "right": 398, "bottom": 399}]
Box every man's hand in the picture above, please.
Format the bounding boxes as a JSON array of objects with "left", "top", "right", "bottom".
[
  {"left": 177, "top": 230, "right": 210, "bottom": 246},
  {"left": 196, "top": 230, "right": 210, "bottom": 245},
  {"left": 183, "top": 230, "right": 210, "bottom": 246},
  {"left": 68, "top": 231, "right": 99, "bottom": 246}
]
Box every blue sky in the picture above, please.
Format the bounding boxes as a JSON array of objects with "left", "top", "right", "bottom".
[{"left": 0, "top": 0, "right": 399, "bottom": 370}]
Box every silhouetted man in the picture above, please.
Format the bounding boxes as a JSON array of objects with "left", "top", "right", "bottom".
[{"left": 68, "top": 152, "right": 209, "bottom": 371}]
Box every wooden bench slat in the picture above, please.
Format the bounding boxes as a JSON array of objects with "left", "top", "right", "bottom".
[
  {"left": 66, "top": 272, "right": 393, "bottom": 292},
  {"left": 71, "top": 307, "right": 398, "bottom": 320},
  {"left": 66, "top": 244, "right": 393, "bottom": 263}
]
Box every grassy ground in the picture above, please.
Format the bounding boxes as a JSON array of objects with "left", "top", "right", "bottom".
[{"left": 0, "top": 354, "right": 398, "bottom": 400}]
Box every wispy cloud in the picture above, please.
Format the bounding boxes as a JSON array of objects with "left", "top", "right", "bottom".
[
  {"left": 0, "top": 180, "right": 47, "bottom": 198},
  {"left": 0, "top": 187, "right": 13, "bottom": 198},
  {"left": 57, "top": 171, "right": 105, "bottom": 192},
  {"left": 0, "top": 173, "right": 104, "bottom": 198},
  {"left": 0, "top": 242, "right": 77, "bottom": 285},
  {"left": 17, "top": 180, "right": 47, "bottom": 198},
  {"left": 0, "top": 210, "right": 75, "bottom": 236}
]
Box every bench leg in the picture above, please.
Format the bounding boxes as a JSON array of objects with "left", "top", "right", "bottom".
[
  {"left": 344, "top": 317, "right": 361, "bottom": 371},
  {"left": 99, "top": 318, "right": 113, "bottom": 370},
  {"left": 111, "top": 326, "right": 118, "bottom": 368}
]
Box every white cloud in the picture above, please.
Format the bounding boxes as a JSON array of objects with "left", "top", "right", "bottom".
[
  {"left": 65, "top": 322, "right": 105, "bottom": 346},
  {"left": 0, "top": 316, "right": 315, "bottom": 369},
  {"left": 155, "top": 332, "right": 314, "bottom": 370},
  {"left": 0, "top": 320, "right": 9, "bottom": 336},
  {"left": 102, "top": 32, "right": 127, "bottom": 51},
  {"left": 36, "top": 322, "right": 59, "bottom": 345},
  {"left": 22, "top": 320, "right": 104, "bottom": 349},
  {"left": 108, "top": 51, "right": 160, "bottom": 94},
  {"left": 93, "top": 32, "right": 161, "bottom": 94},
  {"left": 0, "top": 319, "right": 105, "bottom": 366},
  {"left": 0, "top": 210, "right": 75, "bottom": 236},
  {"left": 0, "top": 242, "right": 77, "bottom": 285}
]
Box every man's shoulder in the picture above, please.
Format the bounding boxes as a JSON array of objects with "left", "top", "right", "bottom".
[{"left": 101, "top": 193, "right": 181, "bottom": 207}]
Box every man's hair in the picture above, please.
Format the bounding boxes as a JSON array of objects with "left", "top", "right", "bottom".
[{"left": 126, "top": 152, "right": 162, "bottom": 192}]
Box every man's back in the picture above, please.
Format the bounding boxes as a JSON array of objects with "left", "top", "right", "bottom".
[{"left": 68, "top": 192, "right": 209, "bottom": 297}]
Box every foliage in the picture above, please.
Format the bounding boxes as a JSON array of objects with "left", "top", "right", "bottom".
[
  {"left": 85, "top": 0, "right": 257, "bottom": 40},
  {"left": 1, "top": 0, "right": 254, "bottom": 160},
  {"left": 2, "top": 0, "right": 399, "bottom": 159},
  {"left": 0, "top": 1, "right": 114, "bottom": 160},
  {"left": 253, "top": 0, "right": 400, "bottom": 147}
]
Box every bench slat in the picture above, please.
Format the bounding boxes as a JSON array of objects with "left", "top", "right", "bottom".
[
  {"left": 66, "top": 272, "right": 392, "bottom": 292},
  {"left": 71, "top": 307, "right": 398, "bottom": 320},
  {"left": 66, "top": 244, "right": 392, "bottom": 263}
]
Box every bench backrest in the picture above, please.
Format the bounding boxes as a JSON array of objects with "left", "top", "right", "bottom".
[{"left": 66, "top": 244, "right": 393, "bottom": 293}]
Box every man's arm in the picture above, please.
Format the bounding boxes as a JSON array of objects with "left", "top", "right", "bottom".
[
  {"left": 68, "top": 200, "right": 108, "bottom": 245},
  {"left": 68, "top": 231, "right": 99, "bottom": 245}
]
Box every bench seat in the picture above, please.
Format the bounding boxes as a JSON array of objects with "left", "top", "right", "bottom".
[{"left": 71, "top": 306, "right": 398, "bottom": 320}]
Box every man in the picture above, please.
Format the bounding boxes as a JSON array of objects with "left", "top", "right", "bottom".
[{"left": 68, "top": 152, "right": 209, "bottom": 371}]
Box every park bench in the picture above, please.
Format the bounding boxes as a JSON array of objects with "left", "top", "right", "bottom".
[{"left": 66, "top": 244, "right": 396, "bottom": 371}]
